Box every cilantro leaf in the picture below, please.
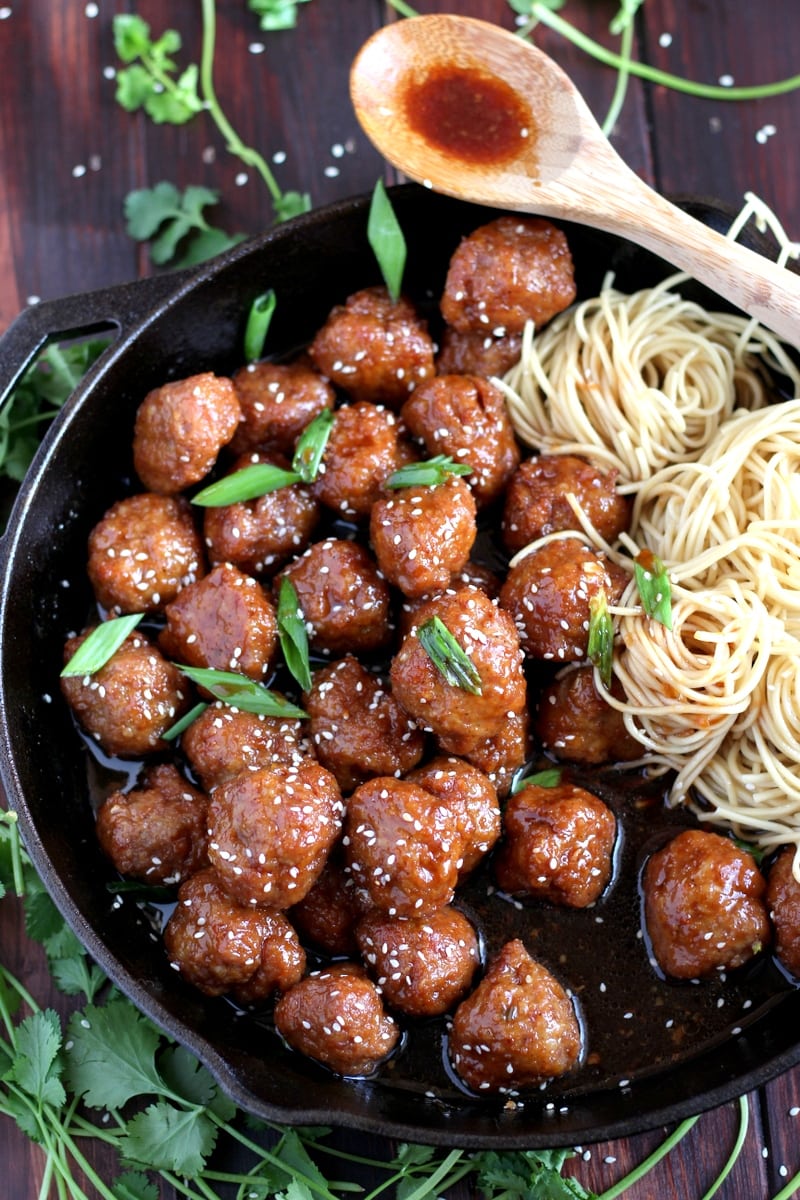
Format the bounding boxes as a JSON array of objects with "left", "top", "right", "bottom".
[
  {"left": 248, "top": 0, "right": 313, "bottom": 32},
  {"left": 274, "top": 190, "right": 312, "bottom": 223},
  {"left": 472, "top": 1149, "right": 595, "bottom": 1200},
  {"left": 65, "top": 998, "right": 166, "bottom": 1108},
  {"left": 124, "top": 183, "right": 245, "bottom": 267},
  {"left": 48, "top": 956, "right": 106, "bottom": 1003},
  {"left": 9, "top": 1010, "right": 66, "bottom": 1110},
  {"left": 122, "top": 1100, "right": 218, "bottom": 1177},
  {"left": 113, "top": 1173, "right": 160, "bottom": 1200},
  {"left": 113, "top": 15, "right": 202, "bottom": 125},
  {"left": 158, "top": 1044, "right": 217, "bottom": 1107}
]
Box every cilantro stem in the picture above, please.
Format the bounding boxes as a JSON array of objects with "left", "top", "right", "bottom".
[
  {"left": 600, "top": 4, "right": 635, "bottom": 136},
  {"left": 386, "top": 0, "right": 420, "bottom": 15},
  {"left": 0, "top": 961, "right": 42, "bottom": 1014},
  {"left": 700, "top": 1095, "right": 749, "bottom": 1200},
  {"left": 159, "top": 1171, "right": 221, "bottom": 1200},
  {"left": 772, "top": 1169, "right": 800, "bottom": 1200},
  {"left": 206, "top": 1112, "right": 341, "bottom": 1200},
  {"left": 595, "top": 1115, "right": 699, "bottom": 1199},
  {"left": 524, "top": 4, "right": 800, "bottom": 99},
  {"left": 199, "top": 0, "right": 283, "bottom": 203},
  {"left": 1, "top": 809, "right": 25, "bottom": 897}
]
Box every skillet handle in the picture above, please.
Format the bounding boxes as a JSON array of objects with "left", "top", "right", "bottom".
[{"left": 0, "top": 270, "right": 196, "bottom": 411}]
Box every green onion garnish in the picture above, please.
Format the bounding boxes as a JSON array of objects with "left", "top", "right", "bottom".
[
  {"left": 511, "top": 767, "right": 563, "bottom": 793},
  {"left": 277, "top": 577, "right": 312, "bottom": 693},
  {"left": 171, "top": 664, "right": 308, "bottom": 719},
  {"left": 243, "top": 288, "right": 276, "bottom": 362},
  {"left": 161, "top": 701, "right": 208, "bottom": 742},
  {"left": 587, "top": 589, "right": 614, "bottom": 689},
  {"left": 367, "top": 179, "right": 406, "bottom": 303},
  {"left": 191, "top": 462, "right": 302, "bottom": 507},
  {"left": 291, "top": 407, "right": 334, "bottom": 484},
  {"left": 61, "top": 613, "right": 144, "bottom": 678},
  {"left": 416, "top": 616, "right": 482, "bottom": 696},
  {"left": 386, "top": 455, "right": 473, "bottom": 490},
  {"left": 634, "top": 548, "right": 673, "bottom": 630}
]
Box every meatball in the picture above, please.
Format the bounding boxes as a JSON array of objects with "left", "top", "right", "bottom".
[
  {"left": 449, "top": 939, "right": 581, "bottom": 1092},
  {"left": 441, "top": 216, "right": 576, "bottom": 335},
  {"left": 274, "top": 962, "right": 399, "bottom": 1076},
  {"left": 181, "top": 701, "right": 306, "bottom": 791},
  {"left": 494, "top": 781, "right": 616, "bottom": 908},
  {"left": 305, "top": 656, "right": 425, "bottom": 793},
  {"left": 390, "top": 586, "right": 526, "bottom": 756},
  {"left": 290, "top": 848, "right": 363, "bottom": 957},
  {"left": 370, "top": 475, "right": 477, "bottom": 598},
  {"left": 499, "top": 537, "right": 629, "bottom": 662},
  {"left": 278, "top": 539, "right": 392, "bottom": 656},
  {"left": 207, "top": 761, "right": 344, "bottom": 908},
  {"left": 462, "top": 707, "right": 530, "bottom": 800},
  {"left": 313, "top": 401, "right": 416, "bottom": 519},
  {"left": 87, "top": 493, "right": 205, "bottom": 615},
  {"left": 535, "top": 664, "right": 642, "bottom": 765},
  {"left": 133, "top": 372, "right": 241, "bottom": 494},
  {"left": 401, "top": 375, "right": 520, "bottom": 507},
  {"left": 406, "top": 756, "right": 500, "bottom": 878},
  {"left": 344, "top": 777, "right": 463, "bottom": 917},
  {"left": 164, "top": 868, "right": 305, "bottom": 1004},
  {"left": 159, "top": 562, "right": 277, "bottom": 682},
  {"left": 436, "top": 327, "right": 523, "bottom": 378},
  {"left": 203, "top": 452, "right": 320, "bottom": 576},
  {"left": 230, "top": 359, "right": 335, "bottom": 456},
  {"left": 643, "top": 829, "right": 771, "bottom": 979},
  {"left": 61, "top": 629, "right": 188, "bottom": 758},
  {"left": 96, "top": 763, "right": 208, "bottom": 885},
  {"left": 356, "top": 906, "right": 479, "bottom": 1017},
  {"left": 502, "top": 455, "right": 631, "bottom": 556},
  {"left": 767, "top": 847, "right": 800, "bottom": 979},
  {"left": 309, "top": 286, "right": 435, "bottom": 409}
]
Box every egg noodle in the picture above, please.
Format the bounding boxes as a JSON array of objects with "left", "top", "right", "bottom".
[{"left": 497, "top": 194, "right": 800, "bottom": 874}]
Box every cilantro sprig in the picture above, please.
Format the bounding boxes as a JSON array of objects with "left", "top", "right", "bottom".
[
  {"left": 124, "top": 183, "right": 247, "bottom": 268},
  {"left": 248, "top": 0, "right": 312, "bottom": 31}
]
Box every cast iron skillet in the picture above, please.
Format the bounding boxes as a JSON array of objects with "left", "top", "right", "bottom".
[{"left": 1, "top": 184, "right": 799, "bottom": 1149}]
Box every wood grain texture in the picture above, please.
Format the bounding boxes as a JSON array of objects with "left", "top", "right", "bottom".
[{"left": 1, "top": 1, "right": 800, "bottom": 1196}]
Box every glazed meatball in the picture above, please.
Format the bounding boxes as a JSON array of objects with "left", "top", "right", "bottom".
[
  {"left": 279, "top": 539, "right": 392, "bottom": 655},
  {"left": 309, "top": 286, "right": 435, "bottom": 409},
  {"left": 274, "top": 962, "right": 400, "bottom": 1076},
  {"left": 133, "top": 372, "right": 241, "bottom": 494},
  {"left": 230, "top": 359, "right": 335, "bottom": 456},
  {"left": 164, "top": 868, "right": 305, "bottom": 1004},
  {"left": 356, "top": 906, "right": 479, "bottom": 1017},
  {"left": 390, "top": 586, "right": 526, "bottom": 756},
  {"left": 181, "top": 701, "right": 306, "bottom": 791},
  {"left": 305, "top": 656, "right": 425, "bottom": 793},
  {"left": 344, "top": 777, "right": 463, "bottom": 917},
  {"left": 87, "top": 493, "right": 205, "bottom": 615},
  {"left": 401, "top": 375, "right": 520, "bottom": 507},
  {"left": 494, "top": 781, "right": 616, "bottom": 908},
  {"left": 461, "top": 707, "right": 530, "bottom": 800},
  {"left": 290, "top": 849, "right": 363, "bottom": 957},
  {"left": 441, "top": 216, "right": 576, "bottom": 335},
  {"left": 313, "top": 401, "right": 416, "bottom": 519},
  {"left": 203, "top": 452, "right": 320, "bottom": 576},
  {"left": 370, "top": 475, "right": 477, "bottom": 598},
  {"left": 96, "top": 763, "right": 208, "bottom": 885},
  {"left": 643, "top": 829, "right": 771, "bottom": 980},
  {"left": 449, "top": 939, "right": 581, "bottom": 1093},
  {"left": 767, "top": 847, "right": 800, "bottom": 979},
  {"left": 61, "top": 629, "right": 188, "bottom": 758},
  {"left": 207, "top": 761, "right": 344, "bottom": 908},
  {"left": 499, "top": 537, "right": 629, "bottom": 662},
  {"left": 535, "top": 664, "right": 642, "bottom": 765},
  {"left": 159, "top": 562, "right": 277, "bottom": 682},
  {"left": 436, "top": 327, "right": 523, "bottom": 378},
  {"left": 406, "top": 756, "right": 500, "bottom": 878},
  {"left": 502, "top": 455, "right": 631, "bottom": 556}
]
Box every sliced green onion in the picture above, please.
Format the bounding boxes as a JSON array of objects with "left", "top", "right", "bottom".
[
  {"left": 105, "top": 880, "right": 178, "bottom": 901},
  {"left": 61, "top": 613, "right": 144, "bottom": 678},
  {"left": 172, "top": 664, "right": 308, "bottom": 719},
  {"left": 277, "top": 577, "right": 312, "bottom": 693},
  {"left": 243, "top": 288, "right": 276, "bottom": 362},
  {"left": 634, "top": 548, "right": 673, "bottom": 630},
  {"left": 291, "top": 407, "right": 334, "bottom": 484},
  {"left": 191, "top": 462, "right": 302, "bottom": 507},
  {"left": 511, "top": 766, "right": 563, "bottom": 793},
  {"left": 587, "top": 589, "right": 614, "bottom": 690},
  {"left": 367, "top": 179, "right": 407, "bottom": 303},
  {"left": 386, "top": 455, "right": 473, "bottom": 490},
  {"left": 161, "top": 701, "right": 208, "bottom": 742},
  {"left": 416, "top": 616, "right": 482, "bottom": 696}
]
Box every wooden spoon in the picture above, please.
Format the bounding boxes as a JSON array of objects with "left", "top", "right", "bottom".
[{"left": 350, "top": 13, "right": 800, "bottom": 345}]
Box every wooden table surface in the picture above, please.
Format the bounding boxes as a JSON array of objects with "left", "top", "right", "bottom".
[{"left": 2, "top": 1, "right": 800, "bottom": 1196}]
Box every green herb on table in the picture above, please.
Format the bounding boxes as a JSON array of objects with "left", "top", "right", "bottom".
[
  {"left": 248, "top": 0, "right": 313, "bottom": 31},
  {"left": 172, "top": 664, "right": 308, "bottom": 718},
  {"left": 633, "top": 547, "right": 673, "bottom": 629},
  {"left": 416, "top": 616, "right": 483, "bottom": 696},
  {"left": 244, "top": 288, "right": 277, "bottom": 362},
  {"left": 124, "top": 182, "right": 247, "bottom": 268},
  {"left": 277, "top": 577, "right": 312, "bottom": 693},
  {"left": 368, "top": 179, "right": 407, "bottom": 302},
  {"left": 60, "top": 614, "right": 144, "bottom": 678},
  {"left": 113, "top": 15, "right": 203, "bottom": 125},
  {"left": 386, "top": 455, "right": 473, "bottom": 489},
  {"left": 587, "top": 588, "right": 614, "bottom": 689}
]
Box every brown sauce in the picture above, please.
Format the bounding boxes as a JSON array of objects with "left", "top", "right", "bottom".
[{"left": 402, "top": 64, "right": 532, "bottom": 165}]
